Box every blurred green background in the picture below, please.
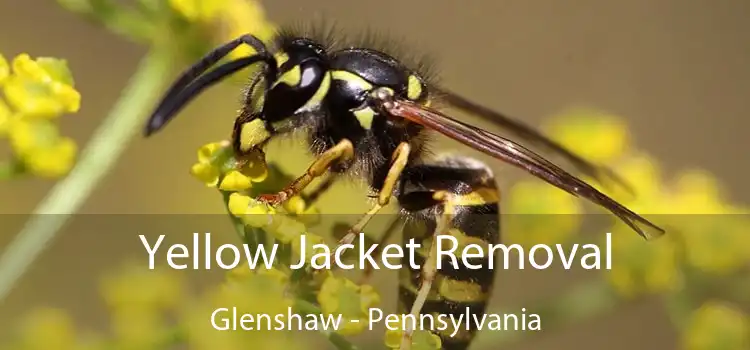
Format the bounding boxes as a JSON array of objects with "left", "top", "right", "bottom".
[{"left": 0, "top": 0, "right": 748, "bottom": 349}]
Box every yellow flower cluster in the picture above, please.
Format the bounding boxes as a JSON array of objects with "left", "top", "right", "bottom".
[
  {"left": 184, "top": 267, "right": 304, "bottom": 350},
  {"left": 317, "top": 273, "right": 381, "bottom": 335},
  {"left": 0, "top": 53, "right": 80, "bottom": 178},
  {"left": 532, "top": 108, "right": 750, "bottom": 299},
  {"left": 683, "top": 300, "right": 749, "bottom": 350},
  {"left": 168, "top": 0, "right": 277, "bottom": 59}
]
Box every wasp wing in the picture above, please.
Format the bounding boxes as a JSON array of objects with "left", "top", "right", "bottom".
[
  {"left": 434, "top": 87, "right": 633, "bottom": 195},
  {"left": 381, "top": 97, "right": 665, "bottom": 240}
]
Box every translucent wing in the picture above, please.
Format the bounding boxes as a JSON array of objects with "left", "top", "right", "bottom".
[
  {"left": 434, "top": 87, "right": 634, "bottom": 194},
  {"left": 378, "top": 96, "right": 665, "bottom": 240}
]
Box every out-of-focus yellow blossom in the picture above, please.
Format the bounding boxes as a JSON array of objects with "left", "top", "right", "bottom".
[
  {"left": 100, "top": 263, "right": 185, "bottom": 312},
  {"left": 291, "top": 231, "right": 327, "bottom": 262},
  {"left": 505, "top": 180, "right": 583, "bottom": 247},
  {"left": 668, "top": 170, "right": 750, "bottom": 274},
  {"left": 168, "top": 0, "right": 277, "bottom": 60},
  {"left": 605, "top": 223, "right": 682, "bottom": 298},
  {"left": 544, "top": 107, "right": 630, "bottom": 164},
  {"left": 110, "top": 308, "right": 166, "bottom": 349},
  {"left": 182, "top": 268, "right": 301, "bottom": 350},
  {"left": 4, "top": 54, "right": 80, "bottom": 118},
  {"left": 0, "top": 54, "right": 8, "bottom": 84},
  {"left": 0, "top": 99, "right": 11, "bottom": 135},
  {"left": 385, "top": 328, "right": 442, "bottom": 350},
  {"left": 189, "top": 141, "right": 267, "bottom": 189},
  {"left": 169, "top": 0, "right": 227, "bottom": 22},
  {"left": 604, "top": 153, "right": 665, "bottom": 208},
  {"left": 16, "top": 308, "right": 77, "bottom": 350},
  {"left": 317, "top": 275, "right": 381, "bottom": 335},
  {"left": 683, "top": 301, "right": 749, "bottom": 350},
  {"left": 213, "top": 0, "right": 277, "bottom": 59}
]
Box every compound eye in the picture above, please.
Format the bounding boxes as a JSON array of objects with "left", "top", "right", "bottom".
[{"left": 406, "top": 74, "right": 428, "bottom": 102}]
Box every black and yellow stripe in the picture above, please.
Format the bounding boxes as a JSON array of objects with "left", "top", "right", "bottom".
[{"left": 397, "top": 157, "right": 500, "bottom": 350}]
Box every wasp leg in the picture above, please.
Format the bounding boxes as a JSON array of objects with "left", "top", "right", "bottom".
[
  {"left": 256, "top": 139, "right": 354, "bottom": 206},
  {"left": 398, "top": 156, "right": 500, "bottom": 350},
  {"left": 358, "top": 216, "right": 403, "bottom": 284},
  {"left": 400, "top": 192, "right": 455, "bottom": 350},
  {"left": 336, "top": 142, "right": 411, "bottom": 246},
  {"left": 300, "top": 173, "right": 339, "bottom": 208}
]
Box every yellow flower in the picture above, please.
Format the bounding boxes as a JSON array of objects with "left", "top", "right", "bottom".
[
  {"left": 604, "top": 228, "right": 681, "bottom": 298},
  {"left": 190, "top": 141, "right": 267, "bottom": 189},
  {"left": 605, "top": 153, "right": 665, "bottom": 208},
  {"left": 0, "top": 54, "right": 8, "bottom": 84},
  {"left": 17, "top": 308, "right": 77, "bottom": 350},
  {"left": 0, "top": 99, "right": 11, "bottom": 135},
  {"left": 215, "top": 0, "right": 277, "bottom": 60},
  {"left": 385, "top": 328, "right": 442, "bottom": 350},
  {"left": 679, "top": 213, "right": 749, "bottom": 274},
  {"left": 110, "top": 308, "right": 166, "bottom": 349},
  {"left": 505, "top": 180, "right": 583, "bottom": 247},
  {"left": 667, "top": 170, "right": 729, "bottom": 214},
  {"left": 7, "top": 118, "right": 78, "bottom": 178},
  {"left": 317, "top": 275, "right": 381, "bottom": 335},
  {"left": 183, "top": 268, "right": 300, "bottom": 350},
  {"left": 683, "top": 301, "right": 749, "bottom": 350},
  {"left": 100, "top": 263, "right": 185, "bottom": 313},
  {"left": 544, "top": 107, "right": 631, "bottom": 164},
  {"left": 4, "top": 54, "right": 80, "bottom": 118},
  {"left": 169, "top": 0, "right": 228, "bottom": 22},
  {"left": 291, "top": 231, "right": 326, "bottom": 264}
]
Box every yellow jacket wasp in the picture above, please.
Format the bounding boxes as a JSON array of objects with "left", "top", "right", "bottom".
[{"left": 144, "top": 24, "right": 665, "bottom": 350}]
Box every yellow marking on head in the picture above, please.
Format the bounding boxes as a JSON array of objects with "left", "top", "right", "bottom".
[
  {"left": 353, "top": 107, "right": 376, "bottom": 129},
  {"left": 274, "top": 65, "right": 301, "bottom": 88},
  {"left": 437, "top": 278, "right": 487, "bottom": 303},
  {"left": 407, "top": 75, "right": 423, "bottom": 100},
  {"left": 274, "top": 52, "right": 290, "bottom": 67},
  {"left": 331, "top": 70, "right": 373, "bottom": 90},
  {"left": 451, "top": 187, "right": 500, "bottom": 206},
  {"left": 239, "top": 119, "right": 270, "bottom": 152},
  {"left": 303, "top": 72, "right": 331, "bottom": 108}
]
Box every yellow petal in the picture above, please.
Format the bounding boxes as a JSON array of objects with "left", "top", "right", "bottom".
[
  {"left": 270, "top": 217, "right": 307, "bottom": 243},
  {"left": 0, "top": 99, "right": 11, "bottom": 135},
  {"left": 24, "top": 137, "right": 77, "bottom": 178},
  {"left": 190, "top": 162, "right": 220, "bottom": 186},
  {"left": 3, "top": 75, "right": 75, "bottom": 118},
  {"left": 8, "top": 118, "right": 61, "bottom": 155},
  {"left": 196, "top": 141, "right": 226, "bottom": 163},
  {"left": 282, "top": 196, "right": 306, "bottom": 215},
  {"left": 0, "top": 54, "right": 8, "bottom": 85},
  {"left": 12, "top": 53, "right": 51, "bottom": 82},
  {"left": 219, "top": 170, "right": 252, "bottom": 191},
  {"left": 20, "top": 308, "right": 77, "bottom": 349},
  {"left": 227, "top": 192, "right": 252, "bottom": 217},
  {"left": 169, "top": 0, "right": 227, "bottom": 22}
]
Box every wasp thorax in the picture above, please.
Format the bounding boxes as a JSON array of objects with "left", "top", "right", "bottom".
[{"left": 262, "top": 41, "right": 331, "bottom": 123}]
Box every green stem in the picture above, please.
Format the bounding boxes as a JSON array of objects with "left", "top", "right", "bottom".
[{"left": 0, "top": 49, "right": 174, "bottom": 303}]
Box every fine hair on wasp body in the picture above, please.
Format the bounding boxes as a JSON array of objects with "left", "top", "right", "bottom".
[{"left": 145, "top": 22, "right": 665, "bottom": 350}]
